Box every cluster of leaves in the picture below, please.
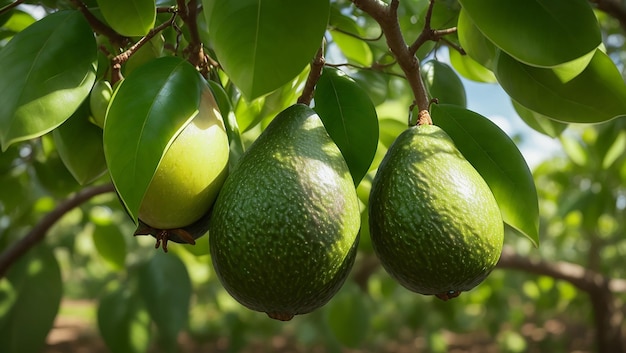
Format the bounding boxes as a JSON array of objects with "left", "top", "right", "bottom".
[{"left": 1, "top": 0, "right": 625, "bottom": 352}]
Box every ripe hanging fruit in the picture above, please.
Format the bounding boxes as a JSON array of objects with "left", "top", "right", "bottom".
[
  {"left": 209, "top": 104, "right": 360, "bottom": 321},
  {"left": 368, "top": 123, "right": 503, "bottom": 300},
  {"left": 135, "top": 85, "right": 230, "bottom": 251}
]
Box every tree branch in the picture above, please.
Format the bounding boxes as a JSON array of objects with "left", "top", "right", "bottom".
[
  {"left": 498, "top": 246, "right": 626, "bottom": 353},
  {"left": 177, "top": 0, "right": 209, "bottom": 73},
  {"left": 68, "top": 0, "right": 129, "bottom": 48},
  {"left": 0, "top": 0, "right": 26, "bottom": 16},
  {"left": 497, "top": 246, "right": 626, "bottom": 293},
  {"left": 297, "top": 44, "right": 325, "bottom": 106},
  {"left": 0, "top": 183, "right": 115, "bottom": 279},
  {"left": 351, "top": 0, "right": 431, "bottom": 125},
  {"left": 110, "top": 13, "right": 178, "bottom": 84}
]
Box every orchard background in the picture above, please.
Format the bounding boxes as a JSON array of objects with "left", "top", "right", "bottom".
[{"left": 1, "top": 0, "right": 626, "bottom": 352}]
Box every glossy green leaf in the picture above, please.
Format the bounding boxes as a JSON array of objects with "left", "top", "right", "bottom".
[
  {"left": 208, "top": 80, "right": 245, "bottom": 167},
  {"left": 324, "top": 281, "right": 370, "bottom": 348},
  {"left": 209, "top": 0, "right": 329, "bottom": 100},
  {"left": 96, "top": 0, "right": 155, "bottom": 36},
  {"left": 0, "top": 10, "right": 97, "bottom": 151},
  {"left": 92, "top": 224, "right": 127, "bottom": 270},
  {"left": 52, "top": 104, "right": 107, "bottom": 185},
  {"left": 457, "top": 8, "right": 497, "bottom": 70},
  {"left": 511, "top": 100, "right": 567, "bottom": 138},
  {"left": 137, "top": 253, "right": 191, "bottom": 350},
  {"left": 350, "top": 69, "right": 390, "bottom": 106},
  {"left": 421, "top": 60, "right": 467, "bottom": 107},
  {"left": 98, "top": 286, "right": 151, "bottom": 353},
  {"left": 378, "top": 118, "right": 406, "bottom": 149},
  {"left": 329, "top": 8, "right": 373, "bottom": 66},
  {"left": 104, "top": 56, "right": 203, "bottom": 223},
  {"left": 431, "top": 104, "right": 539, "bottom": 246},
  {"left": 458, "top": 0, "right": 601, "bottom": 67},
  {"left": 314, "top": 67, "right": 379, "bottom": 185},
  {"left": 495, "top": 50, "right": 626, "bottom": 123},
  {"left": 0, "top": 245, "right": 62, "bottom": 353},
  {"left": 449, "top": 48, "right": 496, "bottom": 83}
]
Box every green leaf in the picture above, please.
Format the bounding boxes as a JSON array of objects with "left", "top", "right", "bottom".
[
  {"left": 511, "top": 100, "right": 567, "bottom": 138},
  {"left": 314, "top": 67, "right": 379, "bottom": 185},
  {"left": 458, "top": 0, "right": 601, "bottom": 67},
  {"left": 350, "top": 69, "right": 390, "bottom": 106},
  {"left": 96, "top": 0, "right": 156, "bottom": 36},
  {"left": 103, "top": 57, "right": 203, "bottom": 223},
  {"left": 0, "top": 10, "right": 97, "bottom": 151},
  {"left": 52, "top": 104, "right": 108, "bottom": 185},
  {"left": 457, "top": 8, "right": 497, "bottom": 70},
  {"left": 209, "top": 0, "right": 329, "bottom": 100},
  {"left": 602, "top": 130, "right": 626, "bottom": 170},
  {"left": 324, "top": 281, "right": 370, "bottom": 348},
  {"left": 495, "top": 50, "right": 626, "bottom": 123},
  {"left": 448, "top": 48, "right": 496, "bottom": 83},
  {"left": 98, "top": 286, "right": 151, "bottom": 353},
  {"left": 329, "top": 7, "right": 373, "bottom": 66},
  {"left": 207, "top": 80, "right": 245, "bottom": 167},
  {"left": 421, "top": 60, "right": 467, "bottom": 107},
  {"left": 92, "top": 224, "right": 127, "bottom": 270},
  {"left": 431, "top": 104, "right": 539, "bottom": 247},
  {"left": 137, "top": 253, "right": 191, "bottom": 350},
  {"left": 0, "top": 245, "right": 62, "bottom": 353},
  {"left": 378, "top": 118, "right": 407, "bottom": 149}
]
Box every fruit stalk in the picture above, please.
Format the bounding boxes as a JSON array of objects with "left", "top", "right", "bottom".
[{"left": 351, "top": 0, "right": 432, "bottom": 125}]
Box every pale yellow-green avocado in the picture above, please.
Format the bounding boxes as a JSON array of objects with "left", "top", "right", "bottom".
[
  {"left": 138, "top": 85, "right": 229, "bottom": 230},
  {"left": 369, "top": 124, "right": 503, "bottom": 300}
]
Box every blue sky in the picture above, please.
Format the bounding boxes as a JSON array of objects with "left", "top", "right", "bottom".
[{"left": 462, "top": 77, "right": 563, "bottom": 170}]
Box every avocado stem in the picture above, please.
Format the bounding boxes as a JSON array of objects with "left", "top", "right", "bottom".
[{"left": 297, "top": 43, "right": 326, "bottom": 106}]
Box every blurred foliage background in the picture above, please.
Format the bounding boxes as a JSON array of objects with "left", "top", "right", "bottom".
[{"left": 1, "top": 0, "right": 626, "bottom": 352}]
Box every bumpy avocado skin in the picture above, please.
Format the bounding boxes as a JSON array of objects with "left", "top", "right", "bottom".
[
  {"left": 369, "top": 124, "right": 503, "bottom": 299},
  {"left": 209, "top": 104, "right": 360, "bottom": 320}
]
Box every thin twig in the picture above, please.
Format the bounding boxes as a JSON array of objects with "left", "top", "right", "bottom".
[
  {"left": 177, "top": 0, "right": 208, "bottom": 73},
  {"left": 408, "top": 0, "right": 459, "bottom": 56},
  {"left": 0, "top": 0, "right": 26, "bottom": 16},
  {"left": 297, "top": 44, "right": 326, "bottom": 105},
  {"left": 110, "top": 12, "right": 178, "bottom": 84},
  {"left": 351, "top": 0, "right": 431, "bottom": 124},
  {"left": 0, "top": 183, "right": 115, "bottom": 278},
  {"left": 328, "top": 26, "right": 384, "bottom": 42},
  {"left": 68, "top": 0, "right": 129, "bottom": 48}
]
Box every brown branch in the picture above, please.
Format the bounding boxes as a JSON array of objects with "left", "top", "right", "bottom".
[
  {"left": 408, "top": 0, "right": 459, "bottom": 57},
  {"left": 498, "top": 246, "right": 626, "bottom": 353},
  {"left": 0, "top": 0, "right": 26, "bottom": 16},
  {"left": 297, "top": 44, "right": 326, "bottom": 106},
  {"left": 110, "top": 13, "right": 178, "bottom": 84},
  {"left": 177, "top": 0, "right": 207, "bottom": 72},
  {"left": 68, "top": 0, "right": 129, "bottom": 48},
  {"left": 351, "top": 0, "right": 431, "bottom": 125},
  {"left": 0, "top": 183, "right": 115, "bottom": 279},
  {"left": 497, "top": 246, "right": 626, "bottom": 293}
]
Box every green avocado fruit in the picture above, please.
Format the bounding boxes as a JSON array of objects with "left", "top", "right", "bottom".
[
  {"left": 368, "top": 124, "right": 503, "bottom": 300},
  {"left": 137, "top": 85, "right": 229, "bottom": 231},
  {"left": 209, "top": 104, "right": 360, "bottom": 321}
]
